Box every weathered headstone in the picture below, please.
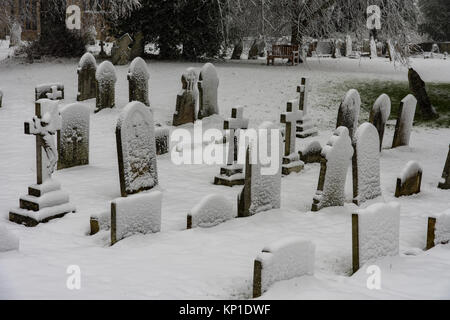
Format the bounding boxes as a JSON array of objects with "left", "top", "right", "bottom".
[
  {"left": 35, "top": 83, "right": 64, "bottom": 101},
  {"left": 198, "top": 63, "right": 219, "bottom": 119},
  {"left": 248, "top": 38, "right": 265, "bottom": 59},
  {"left": 9, "top": 99, "right": 75, "bottom": 227},
  {"left": 408, "top": 68, "right": 438, "bottom": 120},
  {"left": 187, "top": 194, "right": 234, "bottom": 229},
  {"left": 214, "top": 107, "right": 248, "bottom": 186},
  {"left": 57, "top": 103, "right": 90, "bottom": 170},
  {"left": 0, "top": 89, "right": 3, "bottom": 108},
  {"left": 280, "top": 100, "right": 304, "bottom": 175},
  {"left": 77, "top": 52, "right": 97, "bottom": 101},
  {"left": 296, "top": 77, "right": 318, "bottom": 138},
  {"left": 312, "top": 127, "right": 354, "bottom": 212},
  {"left": 116, "top": 101, "right": 158, "bottom": 197},
  {"left": 231, "top": 40, "right": 243, "bottom": 60},
  {"left": 173, "top": 68, "right": 197, "bottom": 126},
  {"left": 438, "top": 145, "right": 450, "bottom": 190},
  {"left": 369, "top": 94, "right": 391, "bottom": 151},
  {"left": 426, "top": 209, "right": 450, "bottom": 250},
  {"left": 395, "top": 161, "right": 422, "bottom": 197},
  {"left": 370, "top": 37, "right": 377, "bottom": 59},
  {"left": 387, "top": 40, "right": 396, "bottom": 62},
  {"left": 299, "top": 141, "right": 322, "bottom": 164},
  {"left": 129, "top": 31, "right": 145, "bottom": 61},
  {"left": 111, "top": 33, "right": 132, "bottom": 65},
  {"left": 336, "top": 89, "right": 361, "bottom": 141},
  {"left": 95, "top": 61, "right": 117, "bottom": 112},
  {"left": 128, "top": 57, "right": 150, "bottom": 106},
  {"left": 315, "top": 41, "right": 333, "bottom": 57},
  {"left": 155, "top": 127, "right": 170, "bottom": 155},
  {"left": 345, "top": 35, "right": 352, "bottom": 57},
  {"left": 9, "top": 22, "right": 22, "bottom": 47},
  {"left": 392, "top": 94, "right": 417, "bottom": 148}
]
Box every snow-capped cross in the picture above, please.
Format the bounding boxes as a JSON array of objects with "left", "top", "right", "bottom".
[
  {"left": 280, "top": 100, "right": 304, "bottom": 156},
  {"left": 224, "top": 106, "right": 249, "bottom": 165},
  {"left": 46, "top": 85, "right": 63, "bottom": 100},
  {"left": 297, "top": 77, "right": 312, "bottom": 115}
]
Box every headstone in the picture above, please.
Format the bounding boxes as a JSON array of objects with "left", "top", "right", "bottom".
[
  {"left": 198, "top": 63, "right": 219, "bottom": 119},
  {"left": 111, "top": 33, "right": 132, "bottom": 65},
  {"left": 57, "top": 103, "right": 90, "bottom": 170},
  {"left": 315, "top": 41, "right": 333, "bottom": 57},
  {"left": 387, "top": 40, "right": 396, "bottom": 61},
  {"left": 248, "top": 38, "right": 265, "bottom": 59},
  {"left": 231, "top": 40, "right": 243, "bottom": 60},
  {"left": 237, "top": 122, "right": 282, "bottom": 217},
  {"left": 392, "top": 94, "right": 417, "bottom": 148},
  {"left": 128, "top": 57, "right": 150, "bottom": 106},
  {"left": 370, "top": 37, "right": 377, "bottom": 59},
  {"left": 369, "top": 94, "right": 391, "bottom": 151},
  {"left": 426, "top": 209, "right": 450, "bottom": 250},
  {"left": 77, "top": 52, "right": 97, "bottom": 101},
  {"left": 214, "top": 107, "right": 248, "bottom": 186},
  {"left": 336, "top": 89, "right": 361, "bottom": 141},
  {"left": 438, "top": 145, "right": 450, "bottom": 190},
  {"left": 352, "top": 123, "right": 381, "bottom": 205},
  {"left": 345, "top": 35, "right": 352, "bottom": 57},
  {"left": 187, "top": 194, "right": 234, "bottom": 229},
  {"left": 90, "top": 211, "right": 110, "bottom": 235},
  {"left": 173, "top": 68, "right": 197, "bottom": 126},
  {"left": 376, "top": 41, "right": 383, "bottom": 57},
  {"left": 280, "top": 100, "right": 304, "bottom": 175},
  {"left": 9, "top": 22, "right": 22, "bottom": 47},
  {"left": 155, "top": 127, "right": 170, "bottom": 155},
  {"left": 408, "top": 68, "right": 438, "bottom": 120},
  {"left": 0, "top": 89, "right": 3, "bottom": 108},
  {"left": 116, "top": 101, "right": 158, "bottom": 197},
  {"left": 299, "top": 141, "right": 322, "bottom": 164},
  {"left": 0, "top": 225, "right": 19, "bottom": 252},
  {"left": 86, "top": 25, "right": 97, "bottom": 45},
  {"left": 9, "top": 99, "right": 75, "bottom": 227},
  {"left": 95, "top": 61, "right": 117, "bottom": 112},
  {"left": 395, "top": 161, "right": 422, "bottom": 197},
  {"left": 35, "top": 83, "right": 64, "bottom": 101},
  {"left": 311, "top": 127, "right": 354, "bottom": 212},
  {"left": 296, "top": 77, "right": 318, "bottom": 138},
  {"left": 129, "top": 31, "right": 145, "bottom": 61}
]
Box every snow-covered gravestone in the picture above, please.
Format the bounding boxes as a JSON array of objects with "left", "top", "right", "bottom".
[
  {"left": 253, "top": 238, "right": 315, "bottom": 298},
  {"left": 369, "top": 94, "right": 391, "bottom": 151},
  {"left": 296, "top": 77, "right": 318, "bottom": 138},
  {"left": 9, "top": 22, "right": 22, "bottom": 47},
  {"left": 173, "top": 68, "right": 198, "bottom": 126},
  {"left": 111, "top": 33, "right": 132, "bottom": 65},
  {"left": 238, "top": 122, "right": 282, "bottom": 218},
  {"left": 299, "top": 141, "right": 322, "bottom": 164},
  {"left": 95, "top": 61, "right": 117, "bottom": 112},
  {"left": 280, "top": 100, "right": 304, "bottom": 175},
  {"left": 395, "top": 161, "right": 422, "bottom": 198},
  {"left": 352, "top": 123, "right": 381, "bottom": 205},
  {"left": 155, "top": 127, "right": 170, "bottom": 155},
  {"left": 345, "top": 35, "right": 352, "bottom": 57},
  {"left": 336, "top": 89, "right": 361, "bottom": 142},
  {"left": 0, "top": 225, "right": 19, "bottom": 252},
  {"left": 438, "top": 145, "right": 450, "bottom": 190},
  {"left": 9, "top": 99, "right": 75, "bottom": 227},
  {"left": 426, "top": 209, "right": 450, "bottom": 250},
  {"left": 392, "top": 94, "right": 417, "bottom": 148},
  {"left": 111, "top": 191, "right": 162, "bottom": 245},
  {"left": 77, "top": 52, "right": 97, "bottom": 101},
  {"left": 187, "top": 194, "right": 234, "bottom": 229},
  {"left": 214, "top": 107, "right": 248, "bottom": 187},
  {"left": 311, "top": 127, "right": 354, "bottom": 212},
  {"left": 116, "top": 101, "right": 158, "bottom": 197},
  {"left": 370, "top": 37, "right": 377, "bottom": 59},
  {"left": 128, "top": 57, "right": 150, "bottom": 106},
  {"left": 35, "top": 83, "right": 64, "bottom": 101},
  {"left": 57, "top": 103, "right": 90, "bottom": 170},
  {"left": 352, "top": 202, "right": 400, "bottom": 274},
  {"left": 198, "top": 63, "right": 219, "bottom": 119}
]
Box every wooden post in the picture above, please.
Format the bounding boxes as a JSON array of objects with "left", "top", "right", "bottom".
[
  {"left": 90, "top": 217, "right": 100, "bottom": 236},
  {"left": 252, "top": 259, "right": 263, "bottom": 298},
  {"left": 187, "top": 214, "right": 192, "bottom": 230},
  {"left": 426, "top": 217, "right": 437, "bottom": 250},
  {"left": 352, "top": 214, "right": 360, "bottom": 274},
  {"left": 110, "top": 202, "right": 117, "bottom": 246}
]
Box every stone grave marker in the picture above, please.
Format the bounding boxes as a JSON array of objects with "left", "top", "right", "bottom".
[
  {"left": 315, "top": 41, "right": 333, "bottom": 57},
  {"left": 395, "top": 161, "right": 422, "bottom": 198},
  {"left": 296, "top": 77, "right": 318, "bottom": 138},
  {"left": 345, "top": 35, "right": 352, "bottom": 57},
  {"left": 35, "top": 83, "right": 64, "bottom": 101},
  {"left": 173, "top": 68, "right": 198, "bottom": 126},
  {"left": 231, "top": 40, "right": 243, "bottom": 60},
  {"left": 370, "top": 37, "right": 377, "bottom": 59},
  {"left": 187, "top": 194, "right": 234, "bottom": 229},
  {"left": 77, "top": 52, "right": 97, "bottom": 101},
  {"left": 336, "top": 89, "right": 361, "bottom": 141},
  {"left": 408, "top": 68, "right": 438, "bottom": 120},
  {"left": 299, "top": 141, "right": 322, "bottom": 164},
  {"left": 438, "top": 144, "right": 450, "bottom": 190},
  {"left": 392, "top": 94, "right": 417, "bottom": 148},
  {"left": 369, "top": 94, "right": 391, "bottom": 151},
  {"left": 9, "top": 22, "right": 22, "bottom": 47},
  {"left": 95, "top": 61, "right": 117, "bottom": 112},
  {"left": 128, "top": 57, "right": 150, "bottom": 106},
  {"left": 280, "top": 100, "right": 304, "bottom": 175},
  {"left": 130, "top": 31, "right": 145, "bottom": 61},
  {"left": 426, "top": 209, "right": 450, "bottom": 250},
  {"left": 0, "top": 89, "right": 3, "bottom": 108},
  {"left": 111, "top": 33, "right": 133, "bottom": 65},
  {"left": 198, "top": 63, "right": 219, "bottom": 119}
]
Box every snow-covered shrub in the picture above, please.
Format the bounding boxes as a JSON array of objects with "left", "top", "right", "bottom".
[
  {"left": 0, "top": 225, "right": 19, "bottom": 252},
  {"left": 188, "top": 194, "right": 234, "bottom": 229}
]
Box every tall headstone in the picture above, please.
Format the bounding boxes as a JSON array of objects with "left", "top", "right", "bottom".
[
  {"left": 231, "top": 40, "right": 243, "bottom": 60},
  {"left": 111, "top": 33, "right": 132, "bottom": 65},
  {"left": 392, "top": 94, "right": 417, "bottom": 148},
  {"left": 77, "top": 52, "right": 97, "bottom": 101},
  {"left": 438, "top": 145, "right": 450, "bottom": 190},
  {"left": 35, "top": 84, "right": 64, "bottom": 101},
  {"left": 408, "top": 68, "right": 438, "bottom": 120},
  {"left": 129, "top": 31, "right": 145, "bottom": 61},
  {"left": 198, "top": 63, "right": 219, "bottom": 119},
  {"left": 57, "top": 103, "right": 90, "bottom": 170},
  {"left": 280, "top": 100, "right": 304, "bottom": 175},
  {"left": 173, "top": 68, "right": 198, "bottom": 126},
  {"left": 128, "top": 57, "right": 150, "bottom": 106},
  {"left": 370, "top": 37, "right": 377, "bottom": 59},
  {"left": 116, "top": 101, "right": 158, "bottom": 197},
  {"left": 95, "top": 61, "right": 117, "bottom": 112},
  {"left": 369, "top": 94, "right": 391, "bottom": 151},
  {"left": 9, "top": 22, "right": 22, "bottom": 47},
  {"left": 336, "top": 89, "right": 361, "bottom": 141},
  {"left": 296, "top": 77, "right": 318, "bottom": 138},
  {"left": 345, "top": 35, "right": 352, "bottom": 57}
]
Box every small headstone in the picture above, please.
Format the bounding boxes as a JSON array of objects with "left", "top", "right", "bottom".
[
  {"left": 296, "top": 77, "right": 318, "bottom": 138},
  {"left": 187, "top": 194, "right": 234, "bottom": 229},
  {"left": 408, "top": 68, "right": 438, "bottom": 120},
  {"left": 369, "top": 94, "right": 391, "bottom": 151},
  {"left": 280, "top": 100, "right": 304, "bottom": 175},
  {"left": 198, "top": 63, "right": 219, "bottom": 119},
  {"left": 155, "top": 127, "right": 169, "bottom": 155},
  {"left": 111, "top": 33, "right": 133, "bottom": 65},
  {"left": 77, "top": 52, "right": 97, "bottom": 101},
  {"left": 438, "top": 145, "right": 450, "bottom": 190},
  {"left": 395, "top": 161, "right": 422, "bottom": 197},
  {"left": 0, "top": 225, "right": 19, "bottom": 252},
  {"left": 95, "top": 61, "right": 117, "bottom": 112},
  {"left": 116, "top": 101, "right": 158, "bottom": 197},
  {"left": 128, "top": 57, "right": 150, "bottom": 106},
  {"left": 9, "top": 22, "right": 22, "bottom": 47},
  {"left": 312, "top": 127, "right": 354, "bottom": 212},
  {"left": 392, "top": 94, "right": 417, "bottom": 148},
  {"left": 129, "top": 31, "right": 145, "bottom": 61},
  {"left": 336, "top": 89, "right": 361, "bottom": 141},
  {"left": 173, "top": 68, "right": 198, "bottom": 126},
  {"left": 57, "top": 103, "right": 90, "bottom": 170},
  {"left": 231, "top": 40, "right": 243, "bottom": 60},
  {"left": 299, "top": 141, "right": 322, "bottom": 164},
  {"left": 35, "top": 83, "right": 64, "bottom": 101},
  {"left": 90, "top": 211, "right": 110, "bottom": 235},
  {"left": 0, "top": 89, "right": 3, "bottom": 108},
  {"left": 426, "top": 209, "right": 450, "bottom": 250}
]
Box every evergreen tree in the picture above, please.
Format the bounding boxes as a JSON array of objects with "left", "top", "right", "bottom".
[{"left": 419, "top": 0, "right": 450, "bottom": 41}]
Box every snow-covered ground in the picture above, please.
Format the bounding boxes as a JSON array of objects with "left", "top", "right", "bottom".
[{"left": 0, "top": 55, "right": 449, "bottom": 299}]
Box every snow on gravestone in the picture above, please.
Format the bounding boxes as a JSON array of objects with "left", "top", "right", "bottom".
[
  {"left": 392, "top": 94, "right": 417, "bottom": 148},
  {"left": 77, "top": 52, "right": 97, "bottom": 101},
  {"left": 187, "top": 194, "right": 234, "bottom": 229},
  {"left": 198, "top": 63, "right": 219, "bottom": 119},
  {"left": 111, "top": 191, "right": 162, "bottom": 245},
  {"left": 238, "top": 122, "right": 282, "bottom": 218},
  {"left": 299, "top": 141, "right": 322, "bottom": 164},
  {"left": 369, "top": 94, "right": 391, "bottom": 151},
  {"left": 336, "top": 89, "right": 361, "bottom": 141},
  {"left": 438, "top": 144, "right": 450, "bottom": 190},
  {"left": 395, "top": 161, "right": 422, "bottom": 198},
  {"left": 427, "top": 209, "right": 450, "bottom": 250},
  {"left": 116, "top": 101, "right": 158, "bottom": 197},
  {"left": 253, "top": 238, "right": 315, "bottom": 298},
  {"left": 352, "top": 123, "right": 382, "bottom": 205},
  {"left": 0, "top": 225, "right": 19, "bottom": 252},
  {"left": 95, "top": 61, "right": 117, "bottom": 112},
  {"left": 312, "top": 127, "right": 354, "bottom": 212},
  {"left": 128, "top": 57, "right": 150, "bottom": 106},
  {"left": 57, "top": 103, "right": 90, "bottom": 170},
  {"left": 173, "top": 68, "right": 198, "bottom": 126},
  {"left": 352, "top": 202, "right": 400, "bottom": 273},
  {"left": 35, "top": 83, "right": 64, "bottom": 101}
]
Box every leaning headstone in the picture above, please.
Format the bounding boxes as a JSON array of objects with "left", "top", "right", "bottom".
[
  {"left": 116, "top": 101, "right": 158, "bottom": 197},
  {"left": 187, "top": 194, "right": 234, "bottom": 229},
  {"left": 173, "top": 68, "right": 197, "bottom": 126},
  {"left": 111, "top": 191, "right": 162, "bottom": 245},
  {"left": 231, "top": 40, "right": 243, "bottom": 60},
  {"left": 369, "top": 94, "right": 391, "bottom": 151},
  {"left": 392, "top": 94, "right": 417, "bottom": 148},
  {"left": 253, "top": 238, "right": 315, "bottom": 298},
  {"left": 77, "top": 52, "right": 97, "bottom": 101},
  {"left": 311, "top": 127, "right": 354, "bottom": 212},
  {"left": 9, "top": 22, "right": 22, "bottom": 47},
  {"left": 9, "top": 99, "right": 76, "bottom": 227},
  {"left": 128, "top": 57, "right": 150, "bottom": 106},
  {"left": 198, "top": 63, "right": 219, "bottom": 119},
  {"left": 395, "top": 161, "right": 422, "bottom": 198},
  {"left": 352, "top": 202, "right": 400, "bottom": 273},
  {"left": 345, "top": 35, "right": 352, "bottom": 57},
  {"left": 296, "top": 77, "right": 318, "bottom": 138},
  {"left": 111, "top": 33, "right": 132, "bottom": 65},
  {"left": 155, "top": 127, "right": 170, "bottom": 156},
  {"left": 336, "top": 89, "right": 360, "bottom": 141},
  {"left": 57, "top": 103, "right": 90, "bottom": 170},
  {"left": 0, "top": 225, "right": 19, "bottom": 252},
  {"left": 438, "top": 145, "right": 450, "bottom": 190},
  {"left": 238, "top": 122, "right": 282, "bottom": 217},
  {"left": 129, "top": 31, "right": 145, "bottom": 61},
  {"left": 426, "top": 209, "right": 450, "bottom": 250},
  {"left": 35, "top": 83, "right": 64, "bottom": 101},
  {"left": 299, "top": 141, "right": 322, "bottom": 164},
  {"left": 408, "top": 68, "right": 438, "bottom": 120},
  {"left": 95, "top": 61, "right": 117, "bottom": 112},
  {"left": 352, "top": 123, "right": 381, "bottom": 205}
]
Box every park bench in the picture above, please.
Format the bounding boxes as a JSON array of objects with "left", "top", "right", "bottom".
[{"left": 267, "top": 44, "right": 300, "bottom": 66}]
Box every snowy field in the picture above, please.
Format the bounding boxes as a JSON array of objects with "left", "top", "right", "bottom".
[{"left": 0, "top": 55, "right": 449, "bottom": 299}]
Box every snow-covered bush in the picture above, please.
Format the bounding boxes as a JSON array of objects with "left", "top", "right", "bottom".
[
  {"left": 0, "top": 225, "right": 19, "bottom": 252},
  {"left": 188, "top": 194, "right": 234, "bottom": 229}
]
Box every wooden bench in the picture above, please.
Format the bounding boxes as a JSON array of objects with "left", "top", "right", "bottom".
[{"left": 267, "top": 44, "right": 300, "bottom": 66}]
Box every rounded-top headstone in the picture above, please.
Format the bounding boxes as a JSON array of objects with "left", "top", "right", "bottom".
[
  {"left": 198, "top": 63, "right": 219, "bottom": 119},
  {"left": 79, "top": 52, "right": 97, "bottom": 70},
  {"left": 96, "top": 61, "right": 117, "bottom": 84},
  {"left": 337, "top": 89, "right": 361, "bottom": 140}
]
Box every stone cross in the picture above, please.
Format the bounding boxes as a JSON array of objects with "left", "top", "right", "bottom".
[
  {"left": 224, "top": 107, "right": 248, "bottom": 165},
  {"left": 46, "top": 85, "right": 63, "bottom": 100},
  {"left": 280, "top": 100, "right": 303, "bottom": 156},
  {"left": 297, "top": 77, "right": 312, "bottom": 115}
]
